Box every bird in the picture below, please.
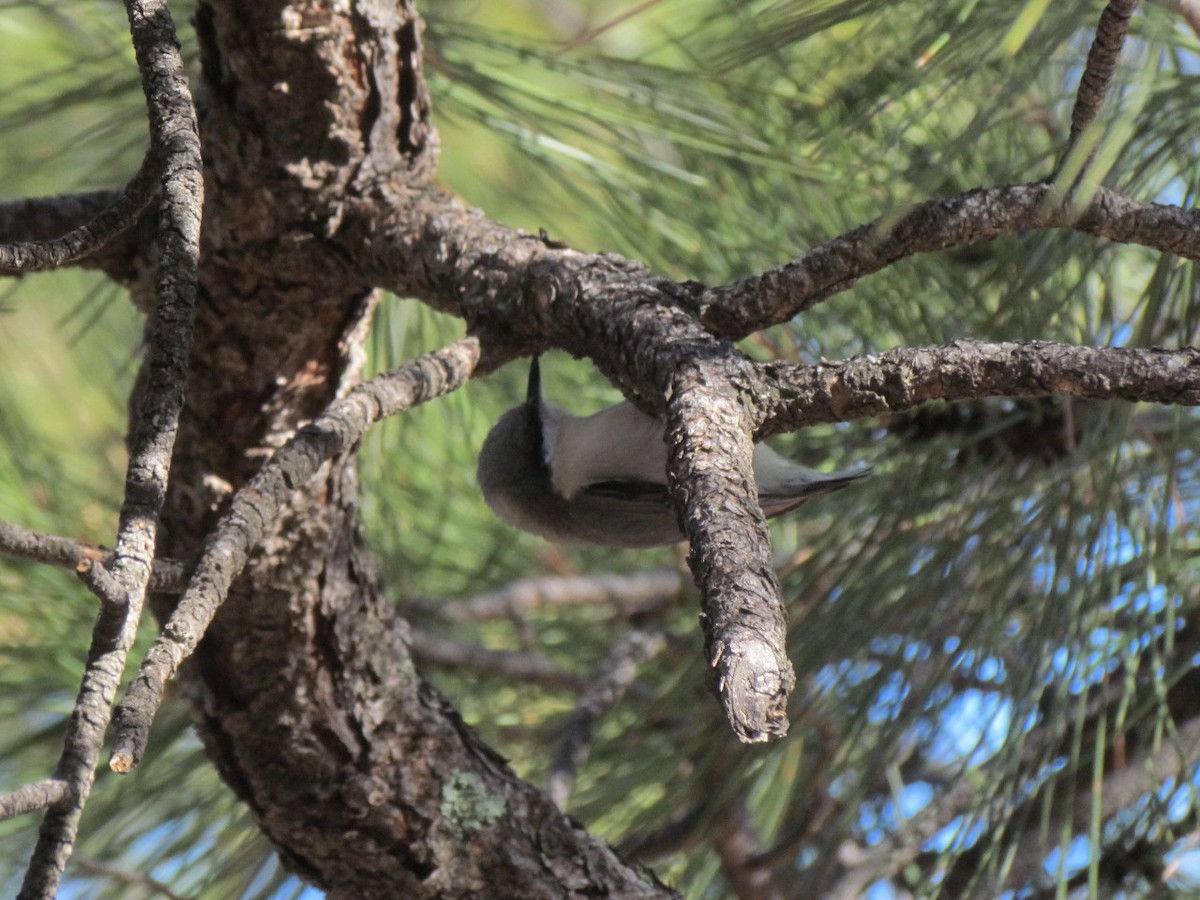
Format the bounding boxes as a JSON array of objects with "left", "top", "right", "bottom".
[{"left": 477, "top": 358, "right": 871, "bottom": 548}]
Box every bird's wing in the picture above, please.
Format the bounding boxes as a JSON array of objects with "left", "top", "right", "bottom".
[
  {"left": 582, "top": 479, "right": 671, "bottom": 501},
  {"left": 571, "top": 482, "right": 679, "bottom": 547},
  {"left": 547, "top": 401, "right": 669, "bottom": 498}
]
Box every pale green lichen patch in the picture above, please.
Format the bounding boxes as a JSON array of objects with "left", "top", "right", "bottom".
[{"left": 440, "top": 772, "right": 506, "bottom": 833}]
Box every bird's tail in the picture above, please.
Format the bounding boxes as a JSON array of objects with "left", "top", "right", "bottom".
[
  {"left": 760, "top": 463, "right": 872, "bottom": 518},
  {"left": 803, "top": 464, "right": 873, "bottom": 494}
]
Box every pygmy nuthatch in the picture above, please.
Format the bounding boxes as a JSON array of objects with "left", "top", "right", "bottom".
[{"left": 477, "top": 359, "right": 871, "bottom": 548}]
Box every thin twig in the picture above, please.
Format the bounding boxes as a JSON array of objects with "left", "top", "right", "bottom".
[
  {"left": 0, "top": 149, "right": 161, "bottom": 275},
  {"left": 18, "top": 0, "right": 201, "bottom": 895},
  {"left": 408, "top": 629, "right": 587, "bottom": 690},
  {"left": 618, "top": 804, "right": 708, "bottom": 861},
  {"left": 746, "top": 722, "right": 841, "bottom": 871},
  {"left": 617, "top": 748, "right": 745, "bottom": 861},
  {"left": 553, "top": 0, "right": 668, "bottom": 55},
  {"left": 828, "top": 774, "right": 984, "bottom": 900},
  {"left": 72, "top": 856, "right": 186, "bottom": 900},
  {"left": 0, "top": 781, "right": 69, "bottom": 822},
  {"left": 0, "top": 520, "right": 108, "bottom": 569},
  {"left": 1001, "top": 714, "right": 1200, "bottom": 891},
  {"left": 548, "top": 629, "right": 666, "bottom": 810},
  {"left": 822, "top": 680, "right": 1193, "bottom": 898},
  {"left": 715, "top": 800, "right": 783, "bottom": 900},
  {"left": 428, "top": 570, "right": 682, "bottom": 623},
  {"left": 0, "top": 520, "right": 187, "bottom": 593},
  {"left": 1176, "top": 0, "right": 1200, "bottom": 36},
  {"left": 110, "top": 337, "right": 481, "bottom": 774}
]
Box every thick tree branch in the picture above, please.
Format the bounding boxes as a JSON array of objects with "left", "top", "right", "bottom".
[
  {"left": 375, "top": 183, "right": 1200, "bottom": 354},
  {"left": 667, "top": 364, "right": 794, "bottom": 743},
  {"left": 760, "top": 340, "right": 1200, "bottom": 436},
  {"left": 343, "top": 16, "right": 1169, "bottom": 754},
  {"left": 371, "top": 193, "right": 804, "bottom": 741},
  {"left": 18, "top": 0, "right": 202, "bottom": 895},
  {"left": 375, "top": 182, "right": 1200, "bottom": 746},
  {"left": 111, "top": 337, "right": 481, "bottom": 772}
]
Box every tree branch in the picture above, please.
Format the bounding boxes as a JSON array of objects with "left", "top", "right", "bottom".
[
  {"left": 548, "top": 629, "right": 667, "bottom": 809},
  {"left": 694, "top": 184, "right": 1200, "bottom": 340},
  {"left": 379, "top": 182, "right": 1200, "bottom": 747},
  {"left": 408, "top": 629, "right": 587, "bottom": 691},
  {"left": 667, "top": 362, "right": 794, "bottom": 743},
  {"left": 371, "top": 197, "right": 805, "bottom": 743},
  {"left": 0, "top": 149, "right": 161, "bottom": 275},
  {"left": 0, "top": 191, "right": 123, "bottom": 243},
  {"left": 0, "top": 781, "right": 69, "bottom": 822},
  {"left": 19, "top": 0, "right": 202, "bottom": 894},
  {"left": 111, "top": 337, "right": 481, "bottom": 773},
  {"left": 426, "top": 570, "right": 683, "bottom": 623},
  {"left": 388, "top": 180, "right": 1200, "bottom": 356},
  {"left": 1001, "top": 714, "right": 1200, "bottom": 892},
  {"left": 71, "top": 856, "right": 185, "bottom": 900},
  {"left": 0, "top": 0, "right": 1180, "bottom": 890},
  {"left": 74, "top": 558, "right": 130, "bottom": 609},
  {"left": 760, "top": 340, "right": 1200, "bottom": 436},
  {"left": 1173, "top": 0, "right": 1200, "bottom": 36},
  {"left": 0, "top": 520, "right": 187, "bottom": 593}
]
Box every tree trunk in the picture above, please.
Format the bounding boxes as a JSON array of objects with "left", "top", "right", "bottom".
[{"left": 147, "top": 0, "right": 669, "bottom": 894}]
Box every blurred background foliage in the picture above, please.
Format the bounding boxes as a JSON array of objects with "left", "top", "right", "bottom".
[{"left": 3, "top": 0, "right": 1200, "bottom": 896}]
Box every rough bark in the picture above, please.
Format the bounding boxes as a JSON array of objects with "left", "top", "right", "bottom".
[
  {"left": 4, "top": 0, "right": 1198, "bottom": 895},
  {"left": 128, "top": 0, "right": 673, "bottom": 895},
  {"left": 99, "top": 1, "right": 1200, "bottom": 889}
]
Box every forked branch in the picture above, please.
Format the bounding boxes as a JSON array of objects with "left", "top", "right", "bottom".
[{"left": 110, "top": 338, "right": 481, "bottom": 772}]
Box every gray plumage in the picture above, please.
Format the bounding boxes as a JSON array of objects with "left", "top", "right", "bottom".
[{"left": 477, "top": 359, "right": 871, "bottom": 548}]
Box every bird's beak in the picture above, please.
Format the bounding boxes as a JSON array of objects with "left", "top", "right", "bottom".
[{"left": 526, "top": 356, "right": 542, "bottom": 408}]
